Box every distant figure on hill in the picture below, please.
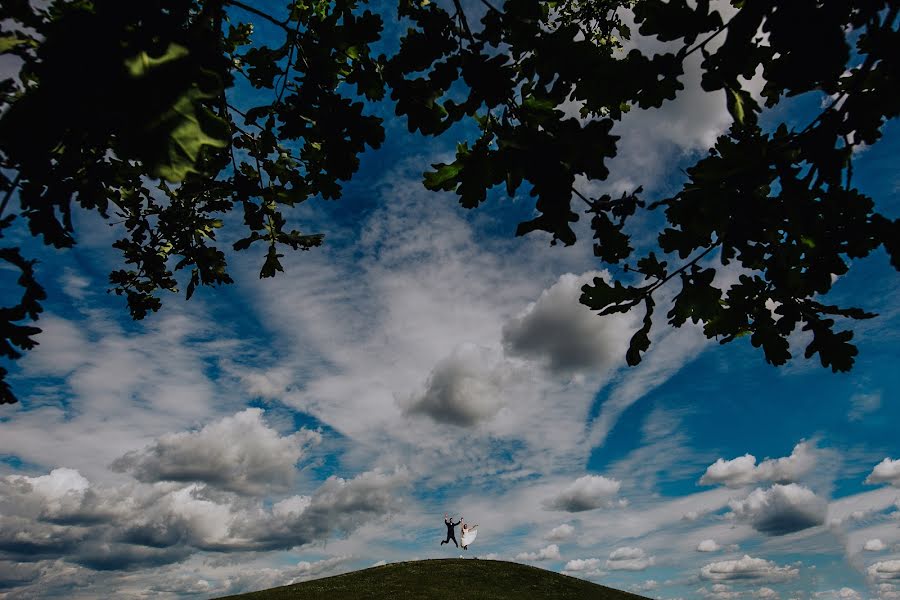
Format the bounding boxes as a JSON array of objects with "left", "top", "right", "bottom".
[
  {"left": 441, "top": 513, "right": 462, "bottom": 548},
  {"left": 460, "top": 521, "right": 478, "bottom": 550}
]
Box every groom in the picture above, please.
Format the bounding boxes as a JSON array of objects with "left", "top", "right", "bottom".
[{"left": 440, "top": 513, "right": 462, "bottom": 548}]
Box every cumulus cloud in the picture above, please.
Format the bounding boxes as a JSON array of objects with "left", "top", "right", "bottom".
[
  {"left": 698, "top": 539, "right": 721, "bottom": 552},
  {"left": 237, "top": 468, "right": 411, "bottom": 551},
  {"left": 111, "top": 409, "right": 320, "bottom": 495},
  {"left": 0, "top": 465, "right": 407, "bottom": 570},
  {"left": 0, "top": 472, "right": 231, "bottom": 568},
  {"left": 562, "top": 557, "right": 605, "bottom": 579},
  {"left": 700, "top": 555, "right": 799, "bottom": 583},
  {"left": 400, "top": 344, "right": 509, "bottom": 426},
  {"left": 501, "top": 271, "right": 634, "bottom": 375},
  {"left": 564, "top": 557, "right": 603, "bottom": 571},
  {"left": 869, "top": 560, "right": 900, "bottom": 581},
  {"left": 544, "top": 523, "right": 575, "bottom": 542},
  {"left": 698, "top": 583, "right": 740, "bottom": 599},
  {"left": 866, "top": 539, "right": 888, "bottom": 552},
  {"left": 515, "top": 544, "right": 561, "bottom": 562},
  {"left": 606, "top": 546, "right": 654, "bottom": 571},
  {"left": 700, "top": 442, "right": 816, "bottom": 488},
  {"left": 866, "top": 459, "right": 900, "bottom": 487},
  {"left": 543, "top": 475, "right": 625, "bottom": 512},
  {"left": 813, "top": 589, "right": 862, "bottom": 600},
  {"left": 727, "top": 484, "right": 827, "bottom": 536}
]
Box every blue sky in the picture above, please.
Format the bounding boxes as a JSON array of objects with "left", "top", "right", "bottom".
[{"left": 1, "top": 2, "right": 899, "bottom": 599}]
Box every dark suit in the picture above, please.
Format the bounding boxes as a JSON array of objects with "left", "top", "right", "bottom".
[{"left": 441, "top": 518, "right": 461, "bottom": 547}]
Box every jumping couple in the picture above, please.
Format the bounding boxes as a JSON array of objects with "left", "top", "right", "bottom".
[{"left": 441, "top": 513, "right": 477, "bottom": 550}]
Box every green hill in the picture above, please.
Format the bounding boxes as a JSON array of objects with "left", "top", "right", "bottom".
[{"left": 214, "top": 558, "right": 652, "bottom": 599}]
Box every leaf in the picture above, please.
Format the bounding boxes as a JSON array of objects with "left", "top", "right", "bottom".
[
  {"left": 185, "top": 269, "right": 200, "bottom": 300},
  {"left": 626, "top": 297, "right": 655, "bottom": 366},
  {"left": 423, "top": 162, "right": 463, "bottom": 190},
  {"left": 580, "top": 276, "right": 643, "bottom": 315},
  {"left": 724, "top": 83, "right": 758, "bottom": 128},
  {"left": 260, "top": 245, "right": 284, "bottom": 278},
  {"left": 635, "top": 252, "right": 668, "bottom": 281},
  {"left": 0, "top": 33, "right": 37, "bottom": 54},
  {"left": 123, "top": 42, "right": 230, "bottom": 182}
]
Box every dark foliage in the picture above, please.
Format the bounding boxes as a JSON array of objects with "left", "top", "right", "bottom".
[{"left": 1, "top": 0, "right": 898, "bottom": 403}]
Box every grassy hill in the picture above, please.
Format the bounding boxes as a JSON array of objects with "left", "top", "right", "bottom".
[{"left": 214, "top": 558, "right": 652, "bottom": 600}]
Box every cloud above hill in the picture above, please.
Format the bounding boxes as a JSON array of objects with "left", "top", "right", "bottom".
[
  {"left": 515, "top": 544, "right": 561, "bottom": 562},
  {"left": 111, "top": 409, "right": 321, "bottom": 495},
  {"left": 502, "top": 271, "right": 635, "bottom": 375},
  {"left": 400, "top": 344, "right": 509, "bottom": 427},
  {"left": 606, "top": 547, "right": 654, "bottom": 571},
  {"left": 700, "top": 555, "right": 799, "bottom": 583},
  {"left": 727, "top": 484, "right": 827, "bottom": 536},
  {"left": 543, "top": 475, "right": 626, "bottom": 512},
  {"left": 700, "top": 442, "right": 817, "bottom": 488}
]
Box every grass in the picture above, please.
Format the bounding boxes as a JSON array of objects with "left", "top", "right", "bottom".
[{"left": 214, "top": 558, "right": 652, "bottom": 599}]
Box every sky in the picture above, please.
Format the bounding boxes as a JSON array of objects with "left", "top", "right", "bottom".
[{"left": 1, "top": 2, "right": 899, "bottom": 599}]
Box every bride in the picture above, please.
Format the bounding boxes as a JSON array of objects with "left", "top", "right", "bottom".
[{"left": 460, "top": 521, "right": 478, "bottom": 550}]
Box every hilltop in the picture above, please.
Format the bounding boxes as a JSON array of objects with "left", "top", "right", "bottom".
[{"left": 215, "top": 558, "right": 652, "bottom": 599}]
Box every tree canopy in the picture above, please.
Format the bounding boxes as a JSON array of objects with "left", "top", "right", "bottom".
[{"left": 1, "top": 0, "right": 898, "bottom": 404}]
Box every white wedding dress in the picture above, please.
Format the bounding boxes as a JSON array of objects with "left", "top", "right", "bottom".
[{"left": 460, "top": 527, "right": 478, "bottom": 547}]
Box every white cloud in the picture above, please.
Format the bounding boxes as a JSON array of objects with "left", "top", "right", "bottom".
[
  {"left": 207, "top": 555, "right": 354, "bottom": 597},
  {"left": 700, "top": 442, "right": 816, "bottom": 488},
  {"left": 543, "top": 475, "right": 625, "bottom": 512},
  {"left": 869, "top": 560, "right": 900, "bottom": 581},
  {"left": 515, "top": 544, "right": 561, "bottom": 562},
  {"left": 700, "top": 555, "right": 799, "bottom": 583},
  {"left": 111, "top": 409, "right": 321, "bottom": 495},
  {"left": 631, "top": 579, "right": 659, "bottom": 593},
  {"left": 60, "top": 267, "right": 91, "bottom": 301},
  {"left": 235, "top": 468, "right": 411, "bottom": 551},
  {"left": 400, "top": 344, "right": 509, "bottom": 426},
  {"left": 755, "top": 587, "right": 780, "bottom": 599},
  {"left": 698, "top": 539, "right": 721, "bottom": 552},
  {"left": 848, "top": 392, "right": 881, "bottom": 421},
  {"left": 3, "top": 308, "right": 244, "bottom": 483},
  {"left": 867, "top": 459, "right": 900, "bottom": 487},
  {"left": 501, "top": 271, "right": 635, "bottom": 375},
  {"left": 544, "top": 523, "right": 576, "bottom": 542},
  {"left": 699, "top": 583, "right": 741, "bottom": 600},
  {"left": 0, "top": 463, "right": 407, "bottom": 572},
  {"left": 813, "top": 589, "right": 863, "bottom": 600},
  {"left": 728, "top": 484, "right": 826, "bottom": 536},
  {"left": 607, "top": 546, "right": 654, "bottom": 571},
  {"left": 562, "top": 556, "right": 605, "bottom": 579},
  {"left": 866, "top": 539, "right": 888, "bottom": 552},
  {"left": 827, "top": 487, "right": 900, "bottom": 527},
  {"left": 238, "top": 367, "right": 295, "bottom": 400},
  {"left": 564, "top": 557, "right": 603, "bottom": 572}
]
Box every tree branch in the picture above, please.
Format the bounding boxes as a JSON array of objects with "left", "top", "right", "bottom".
[
  {"left": 800, "top": 4, "right": 898, "bottom": 135},
  {"left": 682, "top": 17, "right": 731, "bottom": 59},
  {"left": 646, "top": 241, "right": 720, "bottom": 295},
  {"left": 451, "top": 0, "right": 476, "bottom": 43},
  {"left": 0, "top": 173, "right": 22, "bottom": 220},
  {"left": 276, "top": 18, "right": 304, "bottom": 104},
  {"left": 226, "top": 0, "right": 290, "bottom": 31},
  {"left": 478, "top": 0, "right": 502, "bottom": 14}
]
